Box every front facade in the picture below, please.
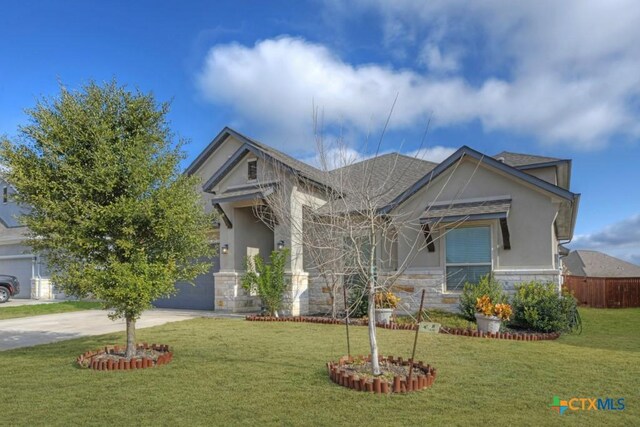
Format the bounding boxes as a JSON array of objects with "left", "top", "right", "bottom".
[{"left": 186, "top": 128, "right": 580, "bottom": 314}]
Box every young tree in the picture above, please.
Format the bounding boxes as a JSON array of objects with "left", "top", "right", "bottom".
[
  {"left": 255, "top": 122, "right": 440, "bottom": 375},
  {"left": 0, "top": 81, "right": 216, "bottom": 358}
]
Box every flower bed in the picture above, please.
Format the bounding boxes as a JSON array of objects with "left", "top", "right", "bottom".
[
  {"left": 327, "top": 355, "right": 436, "bottom": 394},
  {"left": 245, "top": 315, "right": 560, "bottom": 341},
  {"left": 76, "top": 343, "right": 173, "bottom": 371}
]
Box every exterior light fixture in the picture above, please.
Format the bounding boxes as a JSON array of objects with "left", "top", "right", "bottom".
[
  {"left": 221, "top": 244, "right": 229, "bottom": 255},
  {"left": 277, "top": 240, "right": 285, "bottom": 250}
]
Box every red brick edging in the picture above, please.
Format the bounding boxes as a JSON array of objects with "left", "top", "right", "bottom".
[
  {"left": 244, "top": 315, "right": 560, "bottom": 341},
  {"left": 76, "top": 343, "right": 173, "bottom": 371},
  {"left": 327, "top": 355, "right": 436, "bottom": 394}
]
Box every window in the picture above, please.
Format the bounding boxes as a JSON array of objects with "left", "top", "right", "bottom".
[
  {"left": 445, "top": 226, "right": 491, "bottom": 291},
  {"left": 2, "top": 186, "right": 7, "bottom": 204},
  {"left": 247, "top": 160, "right": 257, "bottom": 180}
]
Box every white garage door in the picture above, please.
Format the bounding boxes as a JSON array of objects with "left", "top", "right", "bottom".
[{"left": 0, "top": 257, "right": 33, "bottom": 298}]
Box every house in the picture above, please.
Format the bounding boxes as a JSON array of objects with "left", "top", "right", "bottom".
[
  {"left": 0, "top": 127, "right": 580, "bottom": 314},
  {"left": 178, "top": 127, "right": 580, "bottom": 314},
  {"left": 564, "top": 250, "right": 640, "bottom": 278},
  {"left": 563, "top": 250, "right": 640, "bottom": 308},
  {"left": 0, "top": 180, "right": 53, "bottom": 299}
]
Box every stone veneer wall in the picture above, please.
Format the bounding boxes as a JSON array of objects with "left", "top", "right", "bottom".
[
  {"left": 308, "top": 274, "right": 345, "bottom": 316},
  {"left": 214, "top": 271, "right": 312, "bottom": 316},
  {"left": 213, "top": 271, "right": 261, "bottom": 313},
  {"left": 307, "top": 269, "right": 561, "bottom": 315}
]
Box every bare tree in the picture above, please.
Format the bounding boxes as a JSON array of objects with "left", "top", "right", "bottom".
[{"left": 252, "top": 125, "right": 441, "bottom": 375}]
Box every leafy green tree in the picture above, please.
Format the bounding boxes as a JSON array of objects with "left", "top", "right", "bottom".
[
  {"left": 241, "top": 249, "right": 289, "bottom": 317},
  {"left": 0, "top": 81, "right": 216, "bottom": 358}
]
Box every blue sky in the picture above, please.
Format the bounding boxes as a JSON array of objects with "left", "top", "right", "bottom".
[{"left": 1, "top": 1, "right": 639, "bottom": 263}]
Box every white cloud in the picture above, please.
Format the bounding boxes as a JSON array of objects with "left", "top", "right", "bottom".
[
  {"left": 571, "top": 214, "right": 640, "bottom": 263},
  {"left": 418, "top": 43, "right": 460, "bottom": 73},
  {"left": 198, "top": 1, "right": 640, "bottom": 152},
  {"left": 407, "top": 146, "right": 456, "bottom": 163}
]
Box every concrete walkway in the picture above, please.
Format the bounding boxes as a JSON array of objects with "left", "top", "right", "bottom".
[
  {"left": 0, "top": 308, "right": 244, "bottom": 351},
  {"left": 1, "top": 298, "right": 57, "bottom": 307}
]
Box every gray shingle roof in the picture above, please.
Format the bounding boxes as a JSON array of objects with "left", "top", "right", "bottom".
[
  {"left": 564, "top": 250, "right": 640, "bottom": 278},
  {"left": 422, "top": 198, "right": 511, "bottom": 220},
  {"left": 493, "top": 151, "right": 563, "bottom": 167},
  {"left": 318, "top": 153, "right": 438, "bottom": 213}
]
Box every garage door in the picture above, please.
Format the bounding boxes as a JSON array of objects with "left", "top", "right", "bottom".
[
  {"left": 153, "top": 255, "right": 219, "bottom": 310},
  {"left": 0, "top": 257, "right": 32, "bottom": 298}
]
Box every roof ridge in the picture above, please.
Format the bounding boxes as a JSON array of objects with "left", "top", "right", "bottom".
[
  {"left": 493, "top": 150, "right": 563, "bottom": 160},
  {"left": 329, "top": 151, "right": 438, "bottom": 173}
]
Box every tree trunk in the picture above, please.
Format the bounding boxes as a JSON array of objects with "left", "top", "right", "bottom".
[
  {"left": 368, "top": 278, "right": 381, "bottom": 375},
  {"left": 368, "top": 226, "right": 381, "bottom": 375},
  {"left": 125, "top": 316, "right": 136, "bottom": 359}
]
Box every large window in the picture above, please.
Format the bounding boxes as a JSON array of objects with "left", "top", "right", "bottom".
[{"left": 445, "top": 226, "right": 491, "bottom": 291}]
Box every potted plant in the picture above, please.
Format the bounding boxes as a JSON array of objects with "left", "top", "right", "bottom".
[
  {"left": 374, "top": 291, "right": 400, "bottom": 325},
  {"left": 474, "top": 295, "right": 512, "bottom": 333}
]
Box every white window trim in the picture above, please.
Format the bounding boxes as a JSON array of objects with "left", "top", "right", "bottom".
[{"left": 246, "top": 158, "right": 258, "bottom": 182}]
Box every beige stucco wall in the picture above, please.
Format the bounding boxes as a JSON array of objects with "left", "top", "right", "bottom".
[
  {"left": 391, "top": 157, "right": 561, "bottom": 272},
  {"left": 522, "top": 166, "right": 557, "bottom": 186},
  {"left": 191, "top": 136, "right": 244, "bottom": 186},
  {"left": 232, "top": 207, "right": 274, "bottom": 270}
]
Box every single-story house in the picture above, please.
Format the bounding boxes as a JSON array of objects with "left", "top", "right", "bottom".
[
  {"left": 563, "top": 250, "right": 640, "bottom": 308},
  {"left": 0, "top": 127, "right": 580, "bottom": 314},
  {"left": 564, "top": 250, "right": 640, "bottom": 278},
  {"left": 182, "top": 127, "right": 579, "bottom": 314}
]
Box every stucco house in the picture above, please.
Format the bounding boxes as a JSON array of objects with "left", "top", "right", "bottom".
[
  {"left": 0, "top": 127, "right": 580, "bottom": 314},
  {"left": 177, "top": 127, "right": 579, "bottom": 314}
]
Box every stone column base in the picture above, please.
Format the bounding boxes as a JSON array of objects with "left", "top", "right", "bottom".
[
  {"left": 281, "top": 272, "right": 309, "bottom": 316},
  {"left": 30, "top": 278, "right": 54, "bottom": 300},
  {"left": 213, "top": 271, "right": 261, "bottom": 313}
]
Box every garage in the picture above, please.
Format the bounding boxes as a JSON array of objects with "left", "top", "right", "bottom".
[
  {"left": 0, "top": 255, "right": 33, "bottom": 299},
  {"left": 153, "top": 255, "right": 219, "bottom": 310}
]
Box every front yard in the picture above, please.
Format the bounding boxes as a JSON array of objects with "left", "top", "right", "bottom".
[
  {"left": 1, "top": 308, "right": 637, "bottom": 426},
  {"left": 0, "top": 301, "right": 102, "bottom": 320}
]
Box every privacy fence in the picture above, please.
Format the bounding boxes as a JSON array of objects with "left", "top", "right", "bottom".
[{"left": 563, "top": 275, "right": 640, "bottom": 308}]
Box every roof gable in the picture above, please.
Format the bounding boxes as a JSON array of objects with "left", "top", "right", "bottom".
[
  {"left": 188, "top": 127, "right": 329, "bottom": 191},
  {"left": 382, "top": 146, "right": 578, "bottom": 214}
]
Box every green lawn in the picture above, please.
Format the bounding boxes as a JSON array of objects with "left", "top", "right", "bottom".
[
  {"left": 1, "top": 308, "right": 637, "bottom": 426},
  {"left": 0, "top": 300, "right": 102, "bottom": 320}
]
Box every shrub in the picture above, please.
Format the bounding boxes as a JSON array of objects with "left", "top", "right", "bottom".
[
  {"left": 510, "top": 281, "right": 581, "bottom": 333},
  {"left": 347, "top": 278, "right": 368, "bottom": 318},
  {"left": 241, "top": 249, "right": 289, "bottom": 317},
  {"left": 459, "top": 274, "right": 507, "bottom": 320}
]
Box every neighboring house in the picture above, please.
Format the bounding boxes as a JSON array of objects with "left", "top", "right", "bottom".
[
  {"left": 0, "top": 180, "right": 52, "bottom": 299},
  {"left": 564, "top": 250, "right": 640, "bottom": 278},
  {"left": 182, "top": 127, "right": 580, "bottom": 314}
]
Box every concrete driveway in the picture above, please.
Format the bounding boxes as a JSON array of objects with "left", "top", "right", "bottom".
[{"left": 0, "top": 308, "right": 241, "bottom": 351}]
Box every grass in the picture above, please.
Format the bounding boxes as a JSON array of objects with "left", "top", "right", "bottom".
[
  {"left": 1, "top": 307, "right": 638, "bottom": 426},
  {"left": 0, "top": 301, "right": 102, "bottom": 320}
]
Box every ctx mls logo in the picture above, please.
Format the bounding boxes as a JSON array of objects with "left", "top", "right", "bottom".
[{"left": 550, "top": 396, "right": 625, "bottom": 414}]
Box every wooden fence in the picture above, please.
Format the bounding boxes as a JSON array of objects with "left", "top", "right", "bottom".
[{"left": 563, "top": 275, "right": 640, "bottom": 308}]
